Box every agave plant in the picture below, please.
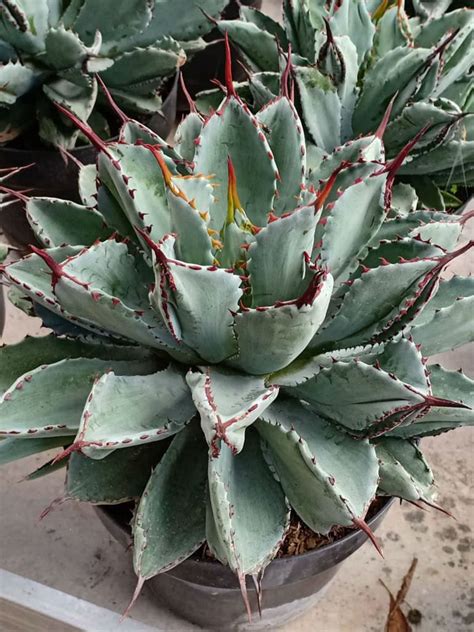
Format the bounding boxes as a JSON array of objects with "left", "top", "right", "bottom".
[
  {"left": 209, "top": 0, "right": 474, "bottom": 208},
  {"left": 0, "top": 42, "right": 473, "bottom": 617},
  {"left": 0, "top": 0, "right": 233, "bottom": 148}
]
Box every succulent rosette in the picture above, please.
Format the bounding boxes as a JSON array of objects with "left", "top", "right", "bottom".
[
  {"left": 211, "top": 0, "right": 474, "bottom": 206},
  {"left": 0, "top": 41, "right": 473, "bottom": 617}
]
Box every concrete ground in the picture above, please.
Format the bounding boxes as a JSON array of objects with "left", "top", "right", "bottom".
[{"left": 0, "top": 2, "right": 473, "bottom": 629}]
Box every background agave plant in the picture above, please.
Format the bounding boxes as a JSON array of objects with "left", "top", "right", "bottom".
[
  {"left": 0, "top": 42, "right": 473, "bottom": 617},
  {"left": 208, "top": 0, "right": 474, "bottom": 209},
  {"left": 0, "top": 0, "right": 232, "bottom": 148}
]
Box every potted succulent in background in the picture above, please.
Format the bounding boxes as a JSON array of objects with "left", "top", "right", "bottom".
[
  {"left": 207, "top": 0, "right": 474, "bottom": 209},
  {"left": 0, "top": 0, "right": 260, "bottom": 246},
  {"left": 0, "top": 41, "right": 473, "bottom": 630}
]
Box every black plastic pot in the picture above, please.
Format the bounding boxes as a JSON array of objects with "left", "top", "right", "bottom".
[
  {"left": 0, "top": 80, "right": 178, "bottom": 249},
  {"left": 96, "top": 498, "right": 393, "bottom": 630}
]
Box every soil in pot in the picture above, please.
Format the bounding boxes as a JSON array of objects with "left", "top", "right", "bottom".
[{"left": 97, "top": 496, "right": 392, "bottom": 630}]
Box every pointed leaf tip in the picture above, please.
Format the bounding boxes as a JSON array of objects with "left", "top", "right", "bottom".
[
  {"left": 38, "top": 496, "right": 70, "bottom": 522},
  {"left": 314, "top": 161, "right": 349, "bottom": 211},
  {"left": 0, "top": 185, "right": 29, "bottom": 203},
  {"left": 136, "top": 229, "right": 178, "bottom": 296},
  {"left": 386, "top": 125, "right": 431, "bottom": 177},
  {"left": 353, "top": 517, "right": 384, "bottom": 557},
  {"left": 224, "top": 32, "right": 236, "bottom": 98},
  {"left": 381, "top": 125, "right": 430, "bottom": 210},
  {"left": 375, "top": 93, "right": 397, "bottom": 140},
  {"left": 419, "top": 499, "right": 456, "bottom": 519},
  {"left": 424, "top": 394, "right": 471, "bottom": 410},
  {"left": 29, "top": 246, "right": 89, "bottom": 290},
  {"left": 54, "top": 103, "right": 111, "bottom": 156},
  {"left": 252, "top": 573, "right": 264, "bottom": 619},
  {"left": 179, "top": 72, "right": 197, "bottom": 114},
  {"left": 122, "top": 576, "right": 146, "bottom": 621},
  {"left": 238, "top": 573, "right": 253, "bottom": 623},
  {"left": 96, "top": 74, "right": 129, "bottom": 124},
  {"left": 141, "top": 143, "right": 190, "bottom": 203},
  {"left": 280, "top": 44, "right": 293, "bottom": 100}
]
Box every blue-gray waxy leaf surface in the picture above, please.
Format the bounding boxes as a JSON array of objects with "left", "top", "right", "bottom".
[{"left": 1, "top": 46, "right": 472, "bottom": 618}]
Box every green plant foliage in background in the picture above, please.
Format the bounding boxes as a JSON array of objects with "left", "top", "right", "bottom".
[
  {"left": 0, "top": 0, "right": 229, "bottom": 147},
  {"left": 207, "top": 0, "right": 473, "bottom": 207}
]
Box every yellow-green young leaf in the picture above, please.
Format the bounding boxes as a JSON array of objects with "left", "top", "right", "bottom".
[
  {"left": 133, "top": 421, "right": 208, "bottom": 580},
  {"left": 193, "top": 96, "right": 278, "bottom": 229}
]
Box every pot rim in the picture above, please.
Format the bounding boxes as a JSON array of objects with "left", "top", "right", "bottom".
[{"left": 97, "top": 496, "right": 395, "bottom": 569}]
